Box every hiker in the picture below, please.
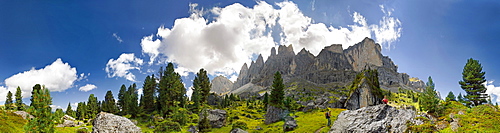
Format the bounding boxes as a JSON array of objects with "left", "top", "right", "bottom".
[
  {"left": 325, "top": 110, "right": 332, "bottom": 126},
  {"left": 382, "top": 95, "right": 388, "bottom": 104}
]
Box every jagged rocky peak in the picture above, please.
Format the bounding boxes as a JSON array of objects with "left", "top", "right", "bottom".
[
  {"left": 232, "top": 63, "right": 249, "bottom": 90},
  {"left": 324, "top": 44, "right": 343, "bottom": 53},
  {"left": 277, "top": 44, "right": 295, "bottom": 57},
  {"left": 255, "top": 54, "right": 264, "bottom": 65},
  {"left": 211, "top": 75, "right": 233, "bottom": 94},
  {"left": 270, "top": 47, "right": 277, "bottom": 56},
  {"left": 297, "top": 48, "right": 312, "bottom": 55},
  {"left": 344, "top": 37, "right": 384, "bottom": 71}
]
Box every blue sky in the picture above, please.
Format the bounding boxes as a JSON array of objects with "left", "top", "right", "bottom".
[{"left": 1, "top": 0, "right": 499, "bottom": 110}]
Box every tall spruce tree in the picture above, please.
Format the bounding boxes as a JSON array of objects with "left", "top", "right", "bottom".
[
  {"left": 15, "top": 87, "right": 23, "bottom": 110},
  {"left": 30, "top": 84, "right": 42, "bottom": 107},
  {"left": 445, "top": 91, "right": 456, "bottom": 102},
  {"left": 141, "top": 75, "right": 156, "bottom": 113},
  {"left": 158, "top": 63, "right": 186, "bottom": 116},
  {"left": 5, "top": 91, "right": 13, "bottom": 110},
  {"left": 87, "top": 94, "right": 99, "bottom": 119},
  {"left": 102, "top": 90, "right": 119, "bottom": 114},
  {"left": 76, "top": 102, "right": 86, "bottom": 120},
  {"left": 66, "top": 102, "right": 76, "bottom": 118},
  {"left": 419, "top": 76, "right": 441, "bottom": 114},
  {"left": 269, "top": 71, "right": 285, "bottom": 108},
  {"left": 459, "top": 58, "right": 488, "bottom": 107},
  {"left": 117, "top": 84, "right": 127, "bottom": 113},
  {"left": 25, "top": 85, "right": 55, "bottom": 133},
  {"left": 191, "top": 68, "right": 211, "bottom": 113},
  {"left": 125, "top": 84, "right": 139, "bottom": 117}
]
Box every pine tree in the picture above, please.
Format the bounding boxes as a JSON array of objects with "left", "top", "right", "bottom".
[
  {"left": 263, "top": 92, "right": 269, "bottom": 109},
  {"left": 102, "top": 90, "right": 119, "bottom": 114},
  {"left": 125, "top": 84, "right": 139, "bottom": 117},
  {"left": 269, "top": 71, "right": 285, "bottom": 108},
  {"left": 445, "top": 91, "right": 456, "bottom": 102},
  {"left": 30, "top": 84, "right": 42, "bottom": 107},
  {"left": 66, "top": 102, "right": 76, "bottom": 118},
  {"left": 459, "top": 58, "right": 488, "bottom": 107},
  {"left": 25, "top": 85, "right": 55, "bottom": 133},
  {"left": 15, "top": 87, "right": 23, "bottom": 110},
  {"left": 4, "top": 91, "right": 13, "bottom": 110},
  {"left": 54, "top": 108, "right": 64, "bottom": 124},
  {"left": 158, "top": 63, "right": 186, "bottom": 116},
  {"left": 76, "top": 102, "right": 86, "bottom": 120},
  {"left": 142, "top": 75, "right": 156, "bottom": 113},
  {"left": 118, "top": 84, "right": 127, "bottom": 114},
  {"left": 419, "top": 76, "right": 441, "bottom": 114},
  {"left": 198, "top": 110, "right": 211, "bottom": 133},
  {"left": 193, "top": 68, "right": 211, "bottom": 104},
  {"left": 87, "top": 94, "right": 99, "bottom": 119}
]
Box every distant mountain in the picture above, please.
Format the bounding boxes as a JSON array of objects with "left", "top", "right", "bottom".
[
  {"left": 212, "top": 37, "right": 424, "bottom": 96},
  {"left": 210, "top": 75, "right": 233, "bottom": 94}
]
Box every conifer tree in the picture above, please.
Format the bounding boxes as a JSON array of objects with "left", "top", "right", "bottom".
[
  {"left": 158, "top": 63, "right": 186, "bottom": 116},
  {"left": 446, "top": 91, "right": 456, "bottom": 102},
  {"left": 125, "top": 84, "right": 139, "bottom": 117},
  {"left": 76, "top": 102, "right": 86, "bottom": 120},
  {"left": 193, "top": 68, "right": 211, "bottom": 104},
  {"left": 419, "top": 76, "right": 441, "bottom": 114},
  {"left": 198, "top": 110, "right": 211, "bottom": 133},
  {"left": 66, "top": 102, "right": 76, "bottom": 118},
  {"left": 15, "top": 87, "right": 23, "bottom": 110},
  {"left": 30, "top": 84, "right": 42, "bottom": 107},
  {"left": 141, "top": 75, "right": 156, "bottom": 113},
  {"left": 4, "top": 91, "right": 13, "bottom": 110},
  {"left": 87, "top": 94, "right": 99, "bottom": 119},
  {"left": 459, "top": 58, "right": 488, "bottom": 106},
  {"left": 54, "top": 108, "right": 64, "bottom": 124},
  {"left": 117, "top": 84, "right": 127, "bottom": 113},
  {"left": 25, "top": 85, "right": 55, "bottom": 133},
  {"left": 263, "top": 92, "right": 269, "bottom": 109},
  {"left": 269, "top": 71, "right": 285, "bottom": 108},
  {"left": 102, "top": 90, "right": 119, "bottom": 114}
]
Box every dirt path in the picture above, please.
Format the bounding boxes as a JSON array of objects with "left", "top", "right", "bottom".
[{"left": 315, "top": 126, "right": 326, "bottom": 133}]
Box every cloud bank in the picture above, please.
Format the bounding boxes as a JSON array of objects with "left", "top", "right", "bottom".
[
  {"left": 485, "top": 80, "right": 500, "bottom": 103},
  {"left": 140, "top": 1, "right": 402, "bottom": 78},
  {"left": 0, "top": 58, "right": 81, "bottom": 101}
]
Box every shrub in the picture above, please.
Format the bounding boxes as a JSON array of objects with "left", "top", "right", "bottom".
[
  {"left": 232, "top": 121, "right": 248, "bottom": 130},
  {"left": 154, "top": 120, "right": 181, "bottom": 132}
]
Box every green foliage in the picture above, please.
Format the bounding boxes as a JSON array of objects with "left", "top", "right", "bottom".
[
  {"left": 75, "top": 127, "right": 89, "bottom": 133},
  {"left": 125, "top": 84, "right": 139, "bottom": 117},
  {"left": 457, "top": 104, "right": 500, "bottom": 132},
  {"left": 347, "top": 69, "right": 383, "bottom": 102},
  {"left": 445, "top": 91, "right": 456, "bottom": 102},
  {"left": 459, "top": 58, "right": 488, "bottom": 107},
  {"left": 407, "top": 116, "right": 435, "bottom": 132},
  {"left": 0, "top": 110, "right": 27, "bottom": 132},
  {"left": 419, "top": 76, "right": 443, "bottom": 116},
  {"left": 141, "top": 75, "right": 157, "bottom": 114},
  {"left": 263, "top": 92, "right": 269, "bottom": 109},
  {"left": 65, "top": 102, "right": 76, "bottom": 118},
  {"left": 191, "top": 68, "right": 211, "bottom": 113},
  {"left": 117, "top": 84, "right": 127, "bottom": 114},
  {"left": 86, "top": 94, "right": 99, "bottom": 119},
  {"left": 101, "top": 90, "right": 119, "bottom": 114},
  {"left": 4, "top": 91, "right": 13, "bottom": 110},
  {"left": 231, "top": 121, "right": 248, "bottom": 130},
  {"left": 158, "top": 63, "right": 186, "bottom": 117},
  {"left": 15, "top": 86, "right": 23, "bottom": 111},
  {"left": 270, "top": 71, "right": 285, "bottom": 108},
  {"left": 198, "top": 110, "right": 211, "bottom": 133},
  {"left": 25, "top": 85, "right": 55, "bottom": 133},
  {"left": 76, "top": 102, "right": 86, "bottom": 120},
  {"left": 154, "top": 119, "right": 181, "bottom": 132}
]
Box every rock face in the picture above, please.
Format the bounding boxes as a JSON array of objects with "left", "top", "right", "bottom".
[
  {"left": 200, "top": 109, "right": 227, "bottom": 128},
  {"left": 211, "top": 75, "right": 233, "bottom": 94},
  {"left": 92, "top": 112, "right": 141, "bottom": 133},
  {"left": 344, "top": 70, "right": 383, "bottom": 110},
  {"left": 264, "top": 105, "right": 285, "bottom": 124},
  {"left": 329, "top": 104, "right": 416, "bottom": 133},
  {"left": 227, "top": 37, "right": 424, "bottom": 95},
  {"left": 56, "top": 115, "right": 78, "bottom": 127},
  {"left": 13, "top": 111, "right": 34, "bottom": 119}
]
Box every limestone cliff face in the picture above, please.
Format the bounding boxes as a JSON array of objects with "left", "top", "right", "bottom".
[
  {"left": 211, "top": 75, "right": 233, "bottom": 94},
  {"left": 227, "top": 37, "right": 423, "bottom": 94}
]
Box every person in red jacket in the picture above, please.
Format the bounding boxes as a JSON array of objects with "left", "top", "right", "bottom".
[{"left": 382, "top": 95, "right": 388, "bottom": 104}]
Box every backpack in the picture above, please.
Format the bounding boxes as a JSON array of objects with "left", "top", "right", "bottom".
[{"left": 325, "top": 112, "right": 330, "bottom": 118}]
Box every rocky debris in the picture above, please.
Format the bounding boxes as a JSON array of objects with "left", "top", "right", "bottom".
[
  {"left": 188, "top": 125, "right": 198, "bottom": 133},
  {"left": 13, "top": 111, "right": 34, "bottom": 119},
  {"left": 283, "top": 116, "right": 298, "bottom": 131},
  {"left": 330, "top": 104, "right": 416, "bottom": 133},
  {"left": 199, "top": 109, "right": 227, "bottom": 128},
  {"left": 264, "top": 105, "right": 285, "bottom": 124},
  {"left": 56, "top": 120, "right": 77, "bottom": 127},
  {"left": 230, "top": 128, "right": 248, "bottom": 133},
  {"left": 344, "top": 74, "right": 383, "bottom": 110},
  {"left": 92, "top": 112, "right": 141, "bottom": 133},
  {"left": 449, "top": 111, "right": 464, "bottom": 132},
  {"left": 211, "top": 75, "right": 233, "bottom": 94},
  {"left": 62, "top": 115, "right": 76, "bottom": 121}
]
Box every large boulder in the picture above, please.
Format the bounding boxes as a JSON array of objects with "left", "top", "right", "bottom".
[
  {"left": 56, "top": 120, "right": 76, "bottom": 127},
  {"left": 199, "top": 109, "right": 227, "bottom": 128},
  {"left": 344, "top": 70, "right": 383, "bottom": 110},
  {"left": 230, "top": 128, "right": 248, "bottom": 133},
  {"left": 329, "top": 104, "right": 415, "bottom": 133},
  {"left": 92, "top": 112, "right": 141, "bottom": 133},
  {"left": 283, "top": 116, "right": 298, "bottom": 131},
  {"left": 264, "top": 105, "right": 285, "bottom": 124},
  {"left": 13, "top": 111, "right": 34, "bottom": 119}
]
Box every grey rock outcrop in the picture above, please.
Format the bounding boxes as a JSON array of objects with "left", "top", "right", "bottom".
[
  {"left": 230, "top": 128, "right": 248, "bottom": 133},
  {"left": 199, "top": 109, "right": 227, "bottom": 128},
  {"left": 56, "top": 115, "right": 78, "bottom": 127},
  {"left": 92, "top": 112, "right": 141, "bottom": 133},
  {"left": 344, "top": 71, "right": 383, "bottom": 110},
  {"left": 329, "top": 104, "right": 416, "bottom": 133},
  {"left": 264, "top": 105, "right": 284, "bottom": 124},
  {"left": 188, "top": 125, "right": 198, "bottom": 133},
  {"left": 283, "top": 116, "right": 298, "bottom": 131},
  {"left": 13, "top": 111, "right": 34, "bottom": 119},
  {"left": 211, "top": 75, "right": 233, "bottom": 94}
]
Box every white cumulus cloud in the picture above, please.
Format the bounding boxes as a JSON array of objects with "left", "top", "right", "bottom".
[
  {"left": 105, "top": 53, "right": 144, "bottom": 82},
  {"left": 78, "top": 84, "right": 97, "bottom": 92},
  {"left": 485, "top": 80, "right": 500, "bottom": 103},
  {"left": 140, "top": 1, "right": 402, "bottom": 78}
]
